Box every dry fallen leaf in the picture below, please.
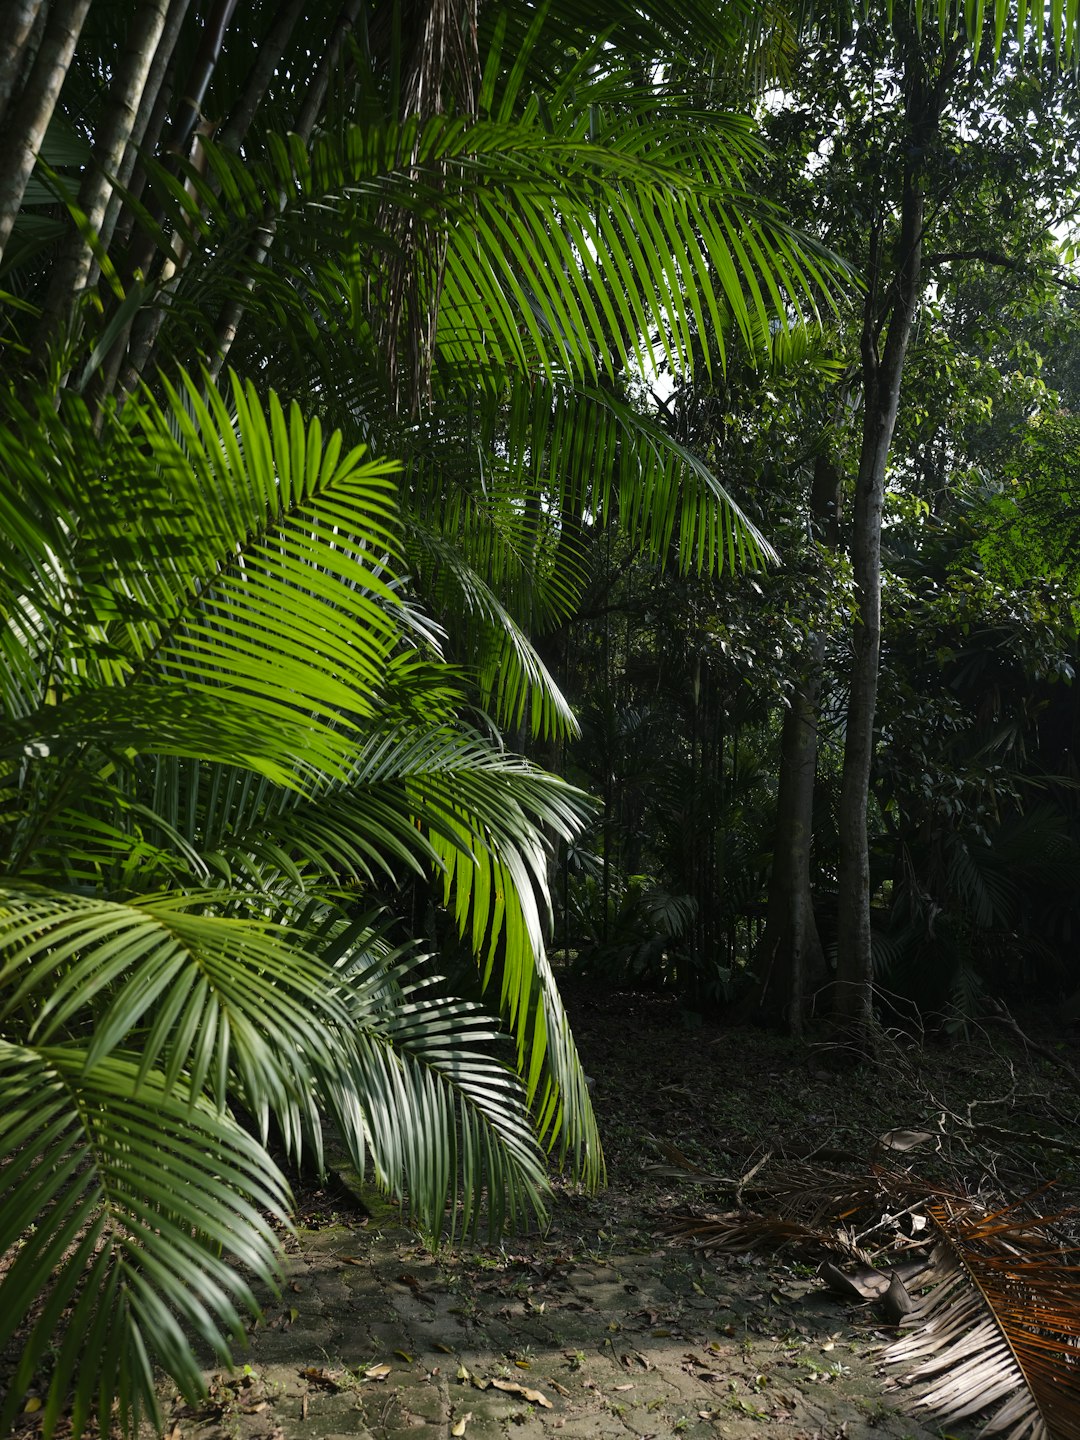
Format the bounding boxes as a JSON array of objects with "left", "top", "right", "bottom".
[
  {"left": 818, "top": 1260, "right": 892, "bottom": 1301},
  {"left": 451, "top": 1412, "right": 472, "bottom": 1436},
  {"left": 880, "top": 1272, "right": 915, "bottom": 1325},
  {"left": 489, "top": 1380, "right": 553, "bottom": 1408},
  {"left": 363, "top": 1363, "right": 392, "bottom": 1381},
  {"left": 300, "top": 1367, "right": 343, "bottom": 1390},
  {"left": 879, "top": 1128, "right": 935, "bottom": 1152}
]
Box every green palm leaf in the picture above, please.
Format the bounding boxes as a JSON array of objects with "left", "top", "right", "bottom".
[
  {"left": 185, "top": 98, "right": 838, "bottom": 397},
  {"left": 0, "top": 1043, "right": 289, "bottom": 1440},
  {"left": 318, "top": 925, "right": 553, "bottom": 1239},
  {"left": 0, "top": 886, "right": 348, "bottom": 1150}
]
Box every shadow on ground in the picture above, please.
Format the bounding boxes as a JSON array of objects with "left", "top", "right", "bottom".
[
  {"left": 162, "top": 980, "right": 1009, "bottom": 1440},
  {"left": 165, "top": 1202, "right": 945, "bottom": 1440}
]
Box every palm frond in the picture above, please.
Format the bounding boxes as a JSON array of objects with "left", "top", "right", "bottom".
[
  {"left": 0, "top": 1042, "right": 289, "bottom": 1440},
  {"left": 884, "top": 1200, "right": 1080, "bottom": 1440},
  {"left": 404, "top": 523, "right": 581, "bottom": 742},
  {"left": 322, "top": 931, "right": 553, "bottom": 1240},
  {"left": 0, "top": 885, "right": 349, "bottom": 1158},
  {"left": 181, "top": 101, "right": 839, "bottom": 394}
]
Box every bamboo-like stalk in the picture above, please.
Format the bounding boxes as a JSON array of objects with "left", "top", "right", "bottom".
[
  {"left": 32, "top": 0, "right": 173, "bottom": 370},
  {"left": 0, "top": 0, "right": 44, "bottom": 131},
  {"left": 97, "top": 0, "right": 193, "bottom": 258},
  {"left": 206, "top": 0, "right": 364, "bottom": 382},
  {"left": 0, "top": 0, "right": 93, "bottom": 264}
]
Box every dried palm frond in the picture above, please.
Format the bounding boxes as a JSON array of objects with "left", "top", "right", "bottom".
[
  {"left": 665, "top": 1159, "right": 969, "bottom": 1248},
  {"left": 664, "top": 1157, "right": 1080, "bottom": 1440},
  {"left": 662, "top": 1207, "right": 878, "bottom": 1266},
  {"left": 884, "top": 1199, "right": 1080, "bottom": 1440}
]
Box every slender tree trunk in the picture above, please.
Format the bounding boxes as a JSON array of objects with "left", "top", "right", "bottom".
[
  {"left": 216, "top": 0, "right": 304, "bottom": 153},
  {"left": 33, "top": 0, "right": 173, "bottom": 369},
  {"left": 206, "top": 0, "right": 364, "bottom": 381},
  {"left": 98, "top": 0, "right": 192, "bottom": 258},
  {"left": 0, "top": 0, "right": 45, "bottom": 128},
  {"left": 833, "top": 36, "right": 954, "bottom": 1042},
  {"left": 755, "top": 449, "right": 843, "bottom": 1033},
  {"left": 0, "top": 0, "right": 92, "bottom": 265}
]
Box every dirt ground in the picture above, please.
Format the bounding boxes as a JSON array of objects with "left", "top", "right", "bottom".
[{"left": 156, "top": 983, "right": 1080, "bottom": 1440}]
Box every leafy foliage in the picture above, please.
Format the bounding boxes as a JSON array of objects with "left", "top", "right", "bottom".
[{"left": 0, "top": 373, "right": 598, "bottom": 1436}]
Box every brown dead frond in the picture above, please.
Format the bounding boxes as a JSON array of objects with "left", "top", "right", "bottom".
[
  {"left": 884, "top": 1199, "right": 1080, "bottom": 1440},
  {"left": 661, "top": 1207, "right": 877, "bottom": 1266},
  {"left": 663, "top": 1154, "right": 1080, "bottom": 1440}
]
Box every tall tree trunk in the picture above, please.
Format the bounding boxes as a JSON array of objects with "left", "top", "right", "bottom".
[
  {"left": 0, "top": 0, "right": 45, "bottom": 129},
  {"left": 98, "top": 0, "right": 192, "bottom": 258},
  {"left": 0, "top": 0, "right": 92, "bottom": 265},
  {"left": 207, "top": 0, "right": 364, "bottom": 382},
  {"left": 833, "top": 35, "right": 955, "bottom": 1042},
  {"left": 755, "top": 449, "right": 842, "bottom": 1033},
  {"left": 33, "top": 0, "right": 173, "bottom": 370}
]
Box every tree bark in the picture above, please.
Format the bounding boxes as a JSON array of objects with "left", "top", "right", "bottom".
[
  {"left": 833, "top": 35, "right": 954, "bottom": 1042},
  {"left": 206, "top": 0, "right": 363, "bottom": 382},
  {"left": 0, "top": 0, "right": 45, "bottom": 130},
  {"left": 98, "top": 0, "right": 192, "bottom": 258},
  {"left": 33, "top": 0, "right": 173, "bottom": 369},
  {"left": 755, "top": 449, "right": 842, "bottom": 1034},
  {"left": 0, "top": 0, "right": 92, "bottom": 265}
]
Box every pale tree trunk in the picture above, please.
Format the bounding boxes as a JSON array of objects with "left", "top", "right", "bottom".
[
  {"left": 0, "top": 0, "right": 45, "bottom": 127},
  {"left": 98, "top": 0, "right": 193, "bottom": 257},
  {"left": 755, "top": 449, "right": 842, "bottom": 1034},
  {"left": 106, "top": 0, "right": 190, "bottom": 260},
  {"left": 103, "top": 0, "right": 304, "bottom": 398},
  {"left": 33, "top": 0, "right": 173, "bottom": 369},
  {"left": 0, "top": 0, "right": 92, "bottom": 264},
  {"left": 833, "top": 35, "right": 956, "bottom": 1043},
  {"left": 106, "top": 0, "right": 240, "bottom": 399}
]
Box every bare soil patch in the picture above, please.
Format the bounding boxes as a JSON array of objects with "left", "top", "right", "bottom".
[{"left": 157, "top": 982, "right": 1080, "bottom": 1440}]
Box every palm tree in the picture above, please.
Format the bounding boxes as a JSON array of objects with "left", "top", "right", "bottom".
[
  {"left": 0, "top": 365, "right": 608, "bottom": 1434},
  {"left": 0, "top": 2, "right": 843, "bottom": 1433},
  {"left": 5, "top": 0, "right": 1067, "bottom": 1432}
]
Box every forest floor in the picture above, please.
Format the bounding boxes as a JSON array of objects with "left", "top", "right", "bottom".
[{"left": 156, "top": 980, "right": 1080, "bottom": 1440}]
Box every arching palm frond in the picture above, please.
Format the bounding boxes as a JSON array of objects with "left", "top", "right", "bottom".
[
  {"left": 0, "top": 367, "right": 598, "bottom": 1437},
  {"left": 321, "top": 929, "right": 554, "bottom": 1240},
  {"left": 182, "top": 727, "right": 600, "bottom": 1176},
  {"left": 404, "top": 523, "right": 582, "bottom": 743},
  {"left": 185, "top": 99, "right": 837, "bottom": 398},
  {"left": 0, "top": 1042, "right": 290, "bottom": 1440}
]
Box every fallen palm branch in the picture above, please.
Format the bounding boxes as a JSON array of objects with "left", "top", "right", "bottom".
[
  {"left": 883, "top": 1198, "right": 1080, "bottom": 1440},
  {"left": 662, "top": 1156, "right": 1080, "bottom": 1440}
]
